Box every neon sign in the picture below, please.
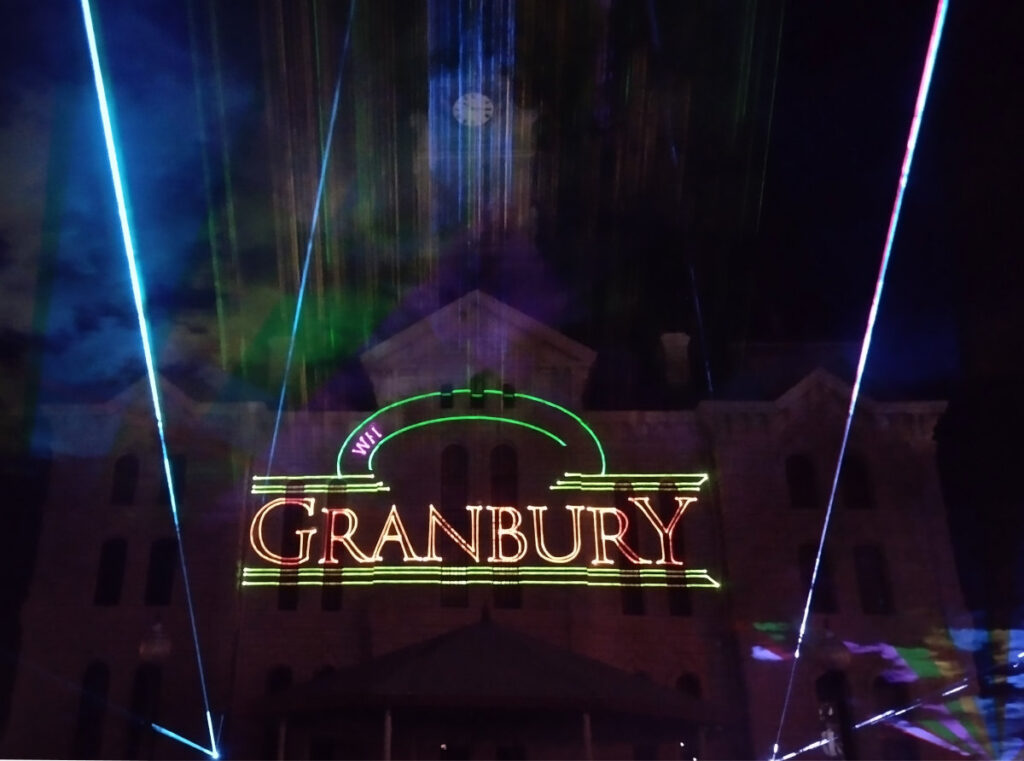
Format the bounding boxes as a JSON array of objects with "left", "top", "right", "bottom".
[{"left": 246, "top": 389, "right": 722, "bottom": 590}]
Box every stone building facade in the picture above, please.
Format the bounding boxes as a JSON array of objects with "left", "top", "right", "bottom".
[{"left": 2, "top": 292, "right": 971, "bottom": 759}]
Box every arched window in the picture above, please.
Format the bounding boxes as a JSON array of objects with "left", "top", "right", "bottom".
[
  {"left": 94, "top": 538, "right": 127, "bottom": 606},
  {"left": 441, "top": 444, "right": 469, "bottom": 514},
  {"left": 617, "top": 482, "right": 644, "bottom": 616},
  {"left": 110, "top": 455, "right": 138, "bottom": 506},
  {"left": 144, "top": 538, "right": 176, "bottom": 606},
  {"left": 263, "top": 666, "right": 293, "bottom": 758},
  {"left": 440, "top": 445, "right": 470, "bottom": 608},
  {"left": 124, "top": 663, "right": 161, "bottom": 759},
  {"left": 854, "top": 544, "right": 893, "bottom": 614},
  {"left": 839, "top": 453, "right": 874, "bottom": 510},
  {"left": 492, "top": 445, "right": 521, "bottom": 609},
  {"left": 661, "top": 485, "right": 691, "bottom": 616},
  {"left": 676, "top": 672, "right": 704, "bottom": 758},
  {"left": 816, "top": 670, "right": 856, "bottom": 760},
  {"left": 72, "top": 661, "right": 109, "bottom": 758},
  {"left": 786, "top": 454, "right": 818, "bottom": 509}
]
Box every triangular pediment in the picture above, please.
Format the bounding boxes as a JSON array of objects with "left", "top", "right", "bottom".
[
  {"left": 774, "top": 367, "right": 875, "bottom": 413},
  {"left": 104, "top": 374, "right": 201, "bottom": 423},
  {"left": 361, "top": 290, "right": 596, "bottom": 404}
]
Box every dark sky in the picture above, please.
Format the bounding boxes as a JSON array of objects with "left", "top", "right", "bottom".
[{"left": 0, "top": 0, "right": 1021, "bottom": 407}]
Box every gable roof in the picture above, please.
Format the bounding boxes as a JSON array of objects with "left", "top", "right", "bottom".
[
  {"left": 360, "top": 290, "right": 597, "bottom": 404},
  {"left": 362, "top": 290, "right": 595, "bottom": 370}
]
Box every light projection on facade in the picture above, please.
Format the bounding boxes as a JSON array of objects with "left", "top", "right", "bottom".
[{"left": 243, "top": 388, "right": 721, "bottom": 590}]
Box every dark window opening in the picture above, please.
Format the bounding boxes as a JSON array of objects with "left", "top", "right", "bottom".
[
  {"left": 660, "top": 487, "right": 691, "bottom": 616},
  {"left": 321, "top": 580, "right": 342, "bottom": 611},
  {"left": 854, "top": 544, "right": 894, "bottom": 614},
  {"left": 799, "top": 543, "right": 838, "bottom": 614},
  {"left": 617, "top": 484, "right": 644, "bottom": 615},
  {"left": 72, "top": 661, "right": 109, "bottom": 759},
  {"left": 144, "top": 537, "right": 177, "bottom": 606},
  {"left": 470, "top": 373, "right": 486, "bottom": 408},
  {"left": 491, "top": 448, "right": 521, "bottom": 608},
  {"left": 816, "top": 669, "right": 857, "bottom": 760},
  {"left": 111, "top": 454, "right": 139, "bottom": 506},
  {"left": 263, "top": 666, "right": 293, "bottom": 759},
  {"left": 278, "top": 505, "right": 302, "bottom": 610},
  {"left": 94, "top": 537, "right": 127, "bottom": 606},
  {"left": 441, "top": 444, "right": 469, "bottom": 608},
  {"left": 840, "top": 453, "right": 874, "bottom": 510},
  {"left": 494, "top": 567, "right": 522, "bottom": 609},
  {"left": 124, "top": 664, "right": 161, "bottom": 759},
  {"left": 786, "top": 454, "right": 818, "bottom": 509}
]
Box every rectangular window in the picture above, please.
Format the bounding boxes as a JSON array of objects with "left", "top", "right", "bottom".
[
  {"left": 493, "top": 568, "right": 522, "bottom": 610},
  {"left": 321, "top": 580, "right": 342, "bottom": 612},
  {"left": 143, "top": 538, "right": 176, "bottom": 606},
  {"left": 94, "top": 538, "right": 126, "bottom": 606},
  {"left": 621, "top": 570, "right": 645, "bottom": 616},
  {"left": 854, "top": 544, "right": 894, "bottom": 614},
  {"left": 440, "top": 566, "right": 469, "bottom": 608}
]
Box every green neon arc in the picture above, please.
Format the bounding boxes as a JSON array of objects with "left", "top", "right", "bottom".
[
  {"left": 367, "top": 416, "right": 567, "bottom": 470},
  {"left": 336, "top": 389, "right": 606, "bottom": 475}
]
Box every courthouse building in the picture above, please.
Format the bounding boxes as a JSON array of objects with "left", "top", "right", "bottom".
[{"left": 1, "top": 289, "right": 975, "bottom": 759}]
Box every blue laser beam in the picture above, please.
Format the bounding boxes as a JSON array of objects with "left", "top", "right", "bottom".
[
  {"left": 770, "top": 2, "right": 948, "bottom": 757},
  {"left": 80, "top": 2, "right": 217, "bottom": 757},
  {"left": 153, "top": 723, "right": 219, "bottom": 758},
  {"left": 266, "top": 0, "right": 356, "bottom": 476}
]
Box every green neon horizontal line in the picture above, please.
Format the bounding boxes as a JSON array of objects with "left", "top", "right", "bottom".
[
  {"left": 563, "top": 472, "right": 709, "bottom": 480},
  {"left": 253, "top": 474, "right": 378, "bottom": 481},
  {"left": 240, "top": 566, "right": 721, "bottom": 589},
  {"left": 250, "top": 485, "right": 390, "bottom": 494},
  {"left": 552, "top": 481, "right": 699, "bottom": 488},
  {"left": 251, "top": 484, "right": 387, "bottom": 490},
  {"left": 549, "top": 485, "right": 703, "bottom": 492},
  {"left": 242, "top": 565, "right": 714, "bottom": 576},
  {"left": 244, "top": 580, "right": 721, "bottom": 589}
]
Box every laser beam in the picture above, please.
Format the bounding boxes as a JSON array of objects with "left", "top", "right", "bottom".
[
  {"left": 266, "top": 0, "right": 356, "bottom": 475},
  {"left": 80, "top": 1, "right": 217, "bottom": 757},
  {"left": 770, "top": 2, "right": 948, "bottom": 757}
]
